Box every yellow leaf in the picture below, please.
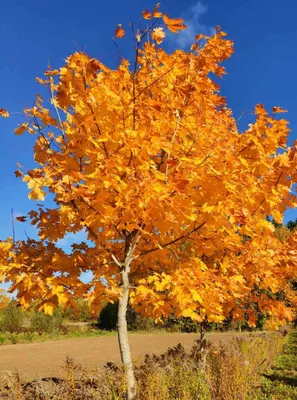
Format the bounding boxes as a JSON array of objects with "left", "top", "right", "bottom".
[
  {"left": 191, "top": 291, "right": 203, "bottom": 304},
  {"left": 43, "top": 303, "right": 54, "bottom": 315},
  {"left": 202, "top": 204, "right": 215, "bottom": 213},
  {"left": 181, "top": 308, "right": 200, "bottom": 321}
]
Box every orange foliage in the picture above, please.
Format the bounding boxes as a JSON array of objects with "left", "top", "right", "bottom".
[
  {"left": 1, "top": 5, "right": 297, "bottom": 328},
  {"left": 0, "top": 288, "right": 10, "bottom": 310}
]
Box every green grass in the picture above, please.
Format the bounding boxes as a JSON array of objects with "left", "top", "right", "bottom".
[
  {"left": 252, "top": 331, "right": 297, "bottom": 400},
  {"left": 0, "top": 328, "right": 116, "bottom": 345}
]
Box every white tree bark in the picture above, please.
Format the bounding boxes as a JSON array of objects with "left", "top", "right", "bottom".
[
  {"left": 199, "top": 319, "right": 207, "bottom": 372},
  {"left": 117, "top": 266, "right": 136, "bottom": 400},
  {"left": 113, "top": 234, "right": 140, "bottom": 400}
]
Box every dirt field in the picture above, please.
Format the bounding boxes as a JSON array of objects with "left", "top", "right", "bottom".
[{"left": 0, "top": 332, "right": 249, "bottom": 379}]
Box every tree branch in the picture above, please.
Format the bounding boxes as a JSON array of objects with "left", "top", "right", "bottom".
[{"left": 140, "top": 221, "right": 206, "bottom": 257}]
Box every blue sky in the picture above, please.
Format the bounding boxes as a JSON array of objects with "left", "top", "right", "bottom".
[{"left": 1, "top": 0, "right": 297, "bottom": 249}]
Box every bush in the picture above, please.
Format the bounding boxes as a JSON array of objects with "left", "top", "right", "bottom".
[
  {"left": 75, "top": 299, "right": 91, "bottom": 322},
  {"left": 207, "top": 333, "right": 284, "bottom": 400},
  {"left": 30, "top": 311, "right": 64, "bottom": 333},
  {"left": 0, "top": 301, "right": 24, "bottom": 333},
  {"left": 98, "top": 302, "right": 118, "bottom": 330},
  {"left": 163, "top": 316, "right": 200, "bottom": 333},
  {"left": 60, "top": 299, "right": 92, "bottom": 322},
  {"left": 98, "top": 302, "right": 157, "bottom": 332}
]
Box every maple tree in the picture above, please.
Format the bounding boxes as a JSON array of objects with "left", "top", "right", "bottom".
[{"left": 1, "top": 4, "right": 297, "bottom": 398}]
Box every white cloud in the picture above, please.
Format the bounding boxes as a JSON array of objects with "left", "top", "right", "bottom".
[{"left": 169, "top": 1, "right": 214, "bottom": 49}]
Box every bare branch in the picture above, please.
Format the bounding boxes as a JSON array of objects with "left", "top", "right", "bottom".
[
  {"left": 133, "top": 69, "right": 173, "bottom": 102},
  {"left": 165, "top": 111, "right": 180, "bottom": 178},
  {"left": 11, "top": 209, "right": 15, "bottom": 245},
  {"left": 50, "top": 80, "right": 66, "bottom": 140},
  {"left": 140, "top": 221, "right": 206, "bottom": 257},
  {"left": 112, "top": 254, "right": 123, "bottom": 268}
]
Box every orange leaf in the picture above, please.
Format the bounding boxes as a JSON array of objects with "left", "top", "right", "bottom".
[
  {"left": 15, "top": 123, "right": 29, "bottom": 135},
  {"left": 254, "top": 104, "right": 267, "bottom": 116},
  {"left": 142, "top": 10, "right": 152, "bottom": 20},
  {"left": 195, "top": 34, "right": 205, "bottom": 41},
  {"left": 273, "top": 106, "right": 288, "bottom": 114},
  {"left": 0, "top": 108, "right": 9, "bottom": 118},
  {"left": 14, "top": 170, "right": 23, "bottom": 178},
  {"left": 151, "top": 27, "right": 166, "bottom": 44},
  {"left": 152, "top": 3, "right": 162, "bottom": 18},
  {"left": 16, "top": 216, "right": 27, "bottom": 222},
  {"left": 143, "top": 3, "right": 162, "bottom": 20},
  {"left": 115, "top": 24, "right": 125, "bottom": 38},
  {"left": 163, "top": 14, "right": 186, "bottom": 33}
]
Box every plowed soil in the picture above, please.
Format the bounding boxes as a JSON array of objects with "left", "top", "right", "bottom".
[{"left": 0, "top": 332, "right": 249, "bottom": 378}]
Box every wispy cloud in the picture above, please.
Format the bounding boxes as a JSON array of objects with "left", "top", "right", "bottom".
[{"left": 169, "top": 1, "right": 214, "bottom": 49}]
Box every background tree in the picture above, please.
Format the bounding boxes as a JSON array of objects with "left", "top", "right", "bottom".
[
  {"left": 1, "top": 4, "right": 297, "bottom": 399},
  {"left": 0, "top": 288, "right": 10, "bottom": 310},
  {"left": 287, "top": 218, "right": 297, "bottom": 231}
]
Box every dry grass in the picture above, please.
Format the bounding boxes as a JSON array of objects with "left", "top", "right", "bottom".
[{"left": 0, "top": 332, "right": 285, "bottom": 400}]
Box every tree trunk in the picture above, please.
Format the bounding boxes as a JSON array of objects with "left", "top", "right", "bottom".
[
  {"left": 117, "top": 267, "right": 136, "bottom": 400},
  {"left": 199, "top": 319, "right": 207, "bottom": 371}
]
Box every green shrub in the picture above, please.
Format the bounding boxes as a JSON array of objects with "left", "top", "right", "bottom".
[
  {"left": 0, "top": 301, "right": 24, "bottom": 333},
  {"left": 30, "top": 311, "right": 64, "bottom": 333},
  {"left": 76, "top": 299, "right": 91, "bottom": 322},
  {"left": 58, "top": 299, "right": 91, "bottom": 322},
  {"left": 163, "top": 316, "right": 200, "bottom": 332}
]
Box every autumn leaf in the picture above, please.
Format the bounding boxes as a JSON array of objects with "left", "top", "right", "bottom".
[
  {"left": 115, "top": 24, "right": 125, "bottom": 38},
  {"left": 14, "top": 170, "right": 23, "bottom": 178},
  {"left": 152, "top": 3, "right": 162, "bottom": 18},
  {"left": 151, "top": 27, "right": 166, "bottom": 44},
  {"left": 142, "top": 10, "right": 152, "bottom": 20},
  {"left": 0, "top": 108, "right": 9, "bottom": 118},
  {"left": 195, "top": 34, "right": 205, "bottom": 41},
  {"left": 43, "top": 303, "right": 54, "bottom": 315},
  {"left": 163, "top": 14, "right": 186, "bottom": 33},
  {"left": 16, "top": 216, "right": 27, "bottom": 222},
  {"left": 142, "top": 3, "right": 162, "bottom": 20},
  {"left": 15, "top": 123, "right": 29, "bottom": 135},
  {"left": 273, "top": 106, "right": 288, "bottom": 114},
  {"left": 254, "top": 104, "right": 267, "bottom": 116}
]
